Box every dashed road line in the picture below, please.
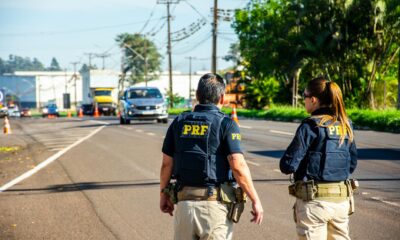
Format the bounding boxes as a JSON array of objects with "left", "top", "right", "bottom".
[
  {"left": 273, "top": 169, "right": 281, "bottom": 173},
  {"left": 247, "top": 160, "right": 260, "bottom": 166},
  {"left": 371, "top": 197, "right": 400, "bottom": 208},
  {"left": 240, "top": 125, "right": 253, "bottom": 129},
  {"left": 136, "top": 129, "right": 144, "bottom": 133},
  {"left": 0, "top": 126, "right": 106, "bottom": 193},
  {"left": 269, "top": 130, "right": 294, "bottom": 136},
  {"left": 147, "top": 132, "right": 155, "bottom": 136}
]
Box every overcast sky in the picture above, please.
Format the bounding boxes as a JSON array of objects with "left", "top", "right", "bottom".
[{"left": 0, "top": 0, "right": 249, "bottom": 73}]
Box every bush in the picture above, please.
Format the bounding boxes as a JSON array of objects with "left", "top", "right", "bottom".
[{"left": 169, "top": 106, "right": 400, "bottom": 133}]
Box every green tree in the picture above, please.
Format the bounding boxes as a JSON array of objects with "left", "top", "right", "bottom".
[
  {"left": 48, "top": 57, "right": 62, "bottom": 71},
  {"left": 115, "top": 33, "right": 162, "bottom": 84}
]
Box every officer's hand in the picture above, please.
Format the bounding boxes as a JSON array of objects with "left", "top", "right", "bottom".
[
  {"left": 160, "top": 193, "right": 174, "bottom": 216},
  {"left": 250, "top": 201, "right": 263, "bottom": 225}
]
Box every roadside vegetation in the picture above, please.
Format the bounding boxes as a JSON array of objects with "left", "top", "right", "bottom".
[{"left": 168, "top": 107, "right": 400, "bottom": 133}]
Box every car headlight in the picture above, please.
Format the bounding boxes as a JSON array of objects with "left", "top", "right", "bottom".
[
  {"left": 43, "top": 109, "right": 48, "bottom": 113},
  {"left": 130, "top": 104, "right": 136, "bottom": 108},
  {"left": 55, "top": 109, "right": 59, "bottom": 112}
]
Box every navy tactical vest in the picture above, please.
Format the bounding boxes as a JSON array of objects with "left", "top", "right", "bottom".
[
  {"left": 172, "top": 110, "right": 231, "bottom": 187},
  {"left": 301, "top": 117, "right": 352, "bottom": 182}
]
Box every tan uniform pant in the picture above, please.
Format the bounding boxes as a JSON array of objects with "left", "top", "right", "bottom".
[
  {"left": 174, "top": 200, "right": 233, "bottom": 240},
  {"left": 294, "top": 198, "right": 351, "bottom": 240}
]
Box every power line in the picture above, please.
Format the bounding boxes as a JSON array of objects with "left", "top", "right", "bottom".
[
  {"left": 139, "top": 3, "right": 159, "bottom": 34},
  {"left": 0, "top": 18, "right": 164, "bottom": 37}
]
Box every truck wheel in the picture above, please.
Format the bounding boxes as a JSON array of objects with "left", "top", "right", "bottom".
[
  {"left": 120, "top": 116, "right": 125, "bottom": 124},
  {"left": 162, "top": 118, "right": 168, "bottom": 124},
  {"left": 126, "top": 119, "right": 131, "bottom": 124}
]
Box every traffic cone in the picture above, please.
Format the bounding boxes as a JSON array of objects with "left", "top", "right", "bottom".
[
  {"left": 3, "top": 117, "right": 12, "bottom": 134},
  {"left": 78, "top": 108, "right": 83, "bottom": 118},
  {"left": 94, "top": 106, "right": 99, "bottom": 118},
  {"left": 67, "top": 111, "right": 72, "bottom": 118},
  {"left": 231, "top": 106, "right": 240, "bottom": 126}
]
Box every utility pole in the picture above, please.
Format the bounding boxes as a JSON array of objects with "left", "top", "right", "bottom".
[
  {"left": 84, "top": 53, "right": 95, "bottom": 69},
  {"left": 211, "top": 0, "right": 218, "bottom": 74},
  {"left": 96, "top": 53, "right": 111, "bottom": 70},
  {"left": 70, "top": 61, "right": 80, "bottom": 109},
  {"left": 185, "top": 56, "right": 194, "bottom": 105},
  {"left": 158, "top": 0, "right": 179, "bottom": 108},
  {"left": 119, "top": 48, "right": 126, "bottom": 100},
  {"left": 144, "top": 38, "right": 148, "bottom": 87}
]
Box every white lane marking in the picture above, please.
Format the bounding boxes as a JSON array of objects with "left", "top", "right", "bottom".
[
  {"left": 0, "top": 126, "right": 106, "bottom": 193},
  {"left": 147, "top": 132, "right": 155, "bottom": 136},
  {"left": 90, "top": 120, "right": 110, "bottom": 125},
  {"left": 361, "top": 192, "right": 370, "bottom": 195},
  {"left": 273, "top": 169, "right": 281, "bottom": 173},
  {"left": 270, "top": 130, "right": 294, "bottom": 136},
  {"left": 121, "top": 126, "right": 133, "bottom": 130},
  {"left": 136, "top": 129, "right": 144, "bottom": 133},
  {"left": 240, "top": 125, "right": 253, "bottom": 129},
  {"left": 371, "top": 197, "right": 400, "bottom": 208},
  {"left": 247, "top": 160, "right": 260, "bottom": 166}
]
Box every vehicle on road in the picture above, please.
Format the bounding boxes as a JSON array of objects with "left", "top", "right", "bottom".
[
  {"left": 119, "top": 87, "right": 168, "bottom": 124},
  {"left": 7, "top": 105, "right": 20, "bottom": 117},
  {"left": 90, "top": 88, "right": 117, "bottom": 116},
  {"left": 76, "top": 104, "right": 93, "bottom": 116},
  {"left": 20, "top": 108, "right": 32, "bottom": 117},
  {"left": 42, "top": 104, "right": 59, "bottom": 117},
  {"left": 0, "top": 106, "right": 8, "bottom": 118}
]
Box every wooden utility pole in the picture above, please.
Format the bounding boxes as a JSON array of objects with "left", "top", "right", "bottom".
[
  {"left": 84, "top": 53, "right": 95, "bottom": 69},
  {"left": 211, "top": 0, "right": 218, "bottom": 74}
]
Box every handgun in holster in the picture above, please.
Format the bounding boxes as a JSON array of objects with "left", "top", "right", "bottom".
[
  {"left": 162, "top": 182, "right": 179, "bottom": 204},
  {"left": 228, "top": 187, "right": 247, "bottom": 223}
]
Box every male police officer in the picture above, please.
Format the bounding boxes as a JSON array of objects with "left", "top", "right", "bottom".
[{"left": 160, "top": 73, "right": 263, "bottom": 240}]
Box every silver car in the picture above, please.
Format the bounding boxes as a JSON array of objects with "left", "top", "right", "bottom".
[{"left": 119, "top": 87, "right": 168, "bottom": 124}]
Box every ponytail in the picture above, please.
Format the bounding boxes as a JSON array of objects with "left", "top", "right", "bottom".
[
  {"left": 306, "top": 78, "right": 354, "bottom": 144},
  {"left": 327, "top": 82, "right": 353, "bottom": 144}
]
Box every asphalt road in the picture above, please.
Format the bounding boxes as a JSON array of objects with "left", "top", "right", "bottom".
[{"left": 0, "top": 116, "right": 399, "bottom": 239}]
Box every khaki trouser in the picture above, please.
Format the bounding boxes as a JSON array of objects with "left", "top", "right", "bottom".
[
  {"left": 174, "top": 200, "right": 233, "bottom": 240},
  {"left": 294, "top": 198, "right": 351, "bottom": 240}
]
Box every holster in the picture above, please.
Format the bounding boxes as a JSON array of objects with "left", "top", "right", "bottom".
[
  {"left": 220, "top": 183, "right": 247, "bottom": 223},
  {"left": 289, "top": 180, "right": 316, "bottom": 201},
  {"left": 162, "top": 182, "right": 179, "bottom": 204}
]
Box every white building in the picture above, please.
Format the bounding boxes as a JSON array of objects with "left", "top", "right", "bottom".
[{"left": 0, "top": 69, "right": 211, "bottom": 110}]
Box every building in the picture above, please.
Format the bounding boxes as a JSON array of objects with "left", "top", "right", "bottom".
[{"left": 0, "top": 69, "right": 209, "bottom": 110}]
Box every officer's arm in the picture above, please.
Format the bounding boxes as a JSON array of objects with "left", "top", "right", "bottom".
[
  {"left": 228, "top": 153, "right": 260, "bottom": 203},
  {"left": 279, "top": 122, "right": 317, "bottom": 174},
  {"left": 349, "top": 140, "right": 357, "bottom": 173},
  {"left": 228, "top": 153, "right": 263, "bottom": 224},
  {"left": 160, "top": 153, "right": 173, "bottom": 191}
]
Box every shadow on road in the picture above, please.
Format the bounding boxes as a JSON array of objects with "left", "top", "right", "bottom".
[
  {"left": 249, "top": 148, "right": 400, "bottom": 161},
  {"left": 4, "top": 180, "right": 160, "bottom": 194}
]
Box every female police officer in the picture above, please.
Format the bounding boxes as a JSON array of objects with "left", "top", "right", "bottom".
[{"left": 280, "top": 77, "right": 357, "bottom": 240}]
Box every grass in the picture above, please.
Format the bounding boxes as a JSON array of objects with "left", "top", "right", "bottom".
[
  {"left": 168, "top": 106, "right": 400, "bottom": 133},
  {"left": 0, "top": 146, "right": 20, "bottom": 153}
]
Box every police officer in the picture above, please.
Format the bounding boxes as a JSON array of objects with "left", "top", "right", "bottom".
[
  {"left": 160, "top": 73, "right": 263, "bottom": 240},
  {"left": 280, "top": 77, "right": 358, "bottom": 240}
]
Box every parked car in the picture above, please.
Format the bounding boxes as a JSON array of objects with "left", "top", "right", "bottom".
[
  {"left": 42, "top": 104, "right": 59, "bottom": 117},
  {"left": 119, "top": 87, "right": 168, "bottom": 124},
  {"left": 0, "top": 106, "right": 8, "bottom": 118},
  {"left": 20, "top": 108, "right": 32, "bottom": 117},
  {"left": 7, "top": 105, "right": 20, "bottom": 117}
]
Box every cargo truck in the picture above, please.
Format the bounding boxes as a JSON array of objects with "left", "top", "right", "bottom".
[{"left": 81, "top": 70, "right": 119, "bottom": 116}]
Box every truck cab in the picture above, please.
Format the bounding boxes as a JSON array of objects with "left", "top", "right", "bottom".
[{"left": 91, "top": 87, "right": 117, "bottom": 116}]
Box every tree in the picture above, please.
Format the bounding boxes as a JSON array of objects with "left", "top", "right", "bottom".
[
  {"left": 48, "top": 57, "right": 62, "bottom": 71},
  {"left": 233, "top": 0, "right": 400, "bottom": 109},
  {"left": 0, "top": 55, "right": 46, "bottom": 74},
  {"left": 115, "top": 33, "right": 162, "bottom": 85}
]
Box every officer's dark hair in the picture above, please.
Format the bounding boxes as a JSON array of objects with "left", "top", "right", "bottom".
[
  {"left": 196, "top": 73, "right": 226, "bottom": 104},
  {"left": 306, "top": 77, "right": 354, "bottom": 144}
]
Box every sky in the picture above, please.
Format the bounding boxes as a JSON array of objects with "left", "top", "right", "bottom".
[{"left": 0, "top": 0, "right": 249, "bottom": 73}]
